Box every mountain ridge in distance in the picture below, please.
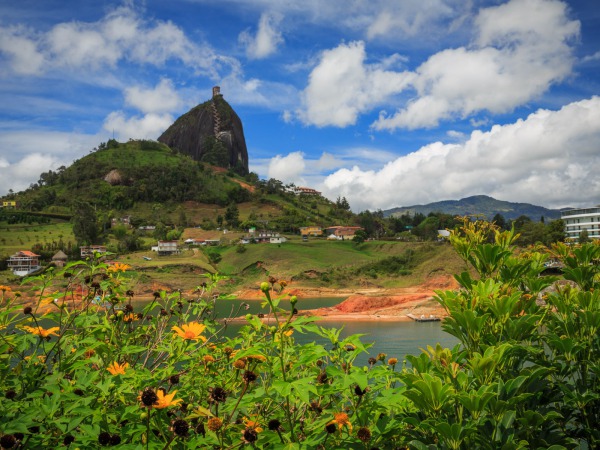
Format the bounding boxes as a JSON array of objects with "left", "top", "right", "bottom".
[{"left": 382, "top": 195, "right": 566, "bottom": 221}]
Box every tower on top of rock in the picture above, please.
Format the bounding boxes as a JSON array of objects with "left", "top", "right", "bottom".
[{"left": 157, "top": 85, "right": 249, "bottom": 175}]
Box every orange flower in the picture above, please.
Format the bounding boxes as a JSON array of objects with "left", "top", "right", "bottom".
[
  {"left": 246, "top": 354, "right": 267, "bottom": 362},
  {"left": 154, "top": 389, "right": 183, "bottom": 409},
  {"left": 207, "top": 417, "right": 223, "bottom": 431},
  {"left": 203, "top": 355, "right": 216, "bottom": 364},
  {"left": 0, "top": 285, "right": 12, "bottom": 292},
  {"left": 122, "top": 313, "right": 137, "bottom": 323},
  {"left": 172, "top": 322, "right": 207, "bottom": 341},
  {"left": 23, "top": 325, "right": 60, "bottom": 338},
  {"left": 107, "top": 262, "right": 131, "bottom": 273},
  {"left": 107, "top": 361, "right": 129, "bottom": 375},
  {"left": 388, "top": 358, "right": 398, "bottom": 366},
  {"left": 243, "top": 417, "right": 263, "bottom": 432},
  {"left": 328, "top": 412, "right": 352, "bottom": 431}
]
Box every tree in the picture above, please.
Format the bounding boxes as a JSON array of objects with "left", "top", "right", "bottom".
[
  {"left": 71, "top": 201, "right": 100, "bottom": 245},
  {"left": 224, "top": 203, "right": 239, "bottom": 228},
  {"left": 492, "top": 213, "right": 508, "bottom": 230},
  {"left": 352, "top": 229, "right": 367, "bottom": 244},
  {"left": 579, "top": 228, "right": 590, "bottom": 244},
  {"left": 544, "top": 219, "right": 565, "bottom": 245}
]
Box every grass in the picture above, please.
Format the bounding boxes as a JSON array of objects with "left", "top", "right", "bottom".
[
  {"left": 0, "top": 218, "right": 467, "bottom": 297},
  {"left": 0, "top": 220, "right": 75, "bottom": 256}
]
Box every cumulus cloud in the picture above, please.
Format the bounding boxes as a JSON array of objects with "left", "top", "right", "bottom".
[
  {"left": 0, "top": 130, "right": 101, "bottom": 195},
  {"left": 298, "top": 41, "right": 413, "bottom": 127},
  {"left": 0, "top": 5, "right": 225, "bottom": 76},
  {"left": 124, "top": 79, "right": 182, "bottom": 114},
  {"left": 366, "top": 1, "right": 453, "bottom": 38},
  {"left": 103, "top": 111, "right": 173, "bottom": 141},
  {"left": 0, "top": 25, "right": 45, "bottom": 75},
  {"left": 373, "top": 0, "right": 580, "bottom": 130},
  {"left": 267, "top": 152, "right": 306, "bottom": 184},
  {"left": 318, "top": 97, "right": 600, "bottom": 211},
  {"left": 239, "top": 12, "right": 284, "bottom": 59},
  {"left": 296, "top": 0, "right": 579, "bottom": 130}
]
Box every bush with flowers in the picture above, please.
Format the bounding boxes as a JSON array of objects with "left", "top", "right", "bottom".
[{"left": 0, "top": 218, "right": 599, "bottom": 449}]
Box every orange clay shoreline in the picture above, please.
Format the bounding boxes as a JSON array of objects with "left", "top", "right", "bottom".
[
  {"left": 11, "top": 274, "right": 457, "bottom": 322},
  {"left": 230, "top": 274, "right": 457, "bottom": 322}
]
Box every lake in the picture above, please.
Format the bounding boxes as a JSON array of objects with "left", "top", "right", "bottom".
[{"left": 205, "top": 297, "right": 459, "bottom": 366}]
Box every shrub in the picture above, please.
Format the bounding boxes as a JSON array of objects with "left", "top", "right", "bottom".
[{"left": 0, "top": 219, "right": 599, "bottom": 448}]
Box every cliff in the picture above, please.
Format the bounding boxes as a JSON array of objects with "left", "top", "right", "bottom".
[{"left": 158, "top": 88, "right": 249, "bottom": 174}]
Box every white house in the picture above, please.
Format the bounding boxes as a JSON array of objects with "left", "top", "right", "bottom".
[
  {"left": 561, "top": 206, "right": 600, "bottom": 242},
  {"left": 7, "top": 251, "right": 41, "bottom": 276},
  {"left": 156, "top": 240, "right": 179, "bottom": 255},
  {"left": 270, "top": 236, "right": 287, "bottom": 244}
]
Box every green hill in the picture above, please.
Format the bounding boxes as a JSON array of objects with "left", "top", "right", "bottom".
[{"left": 383, "top": 194, "right": 562, "bottom": 221}]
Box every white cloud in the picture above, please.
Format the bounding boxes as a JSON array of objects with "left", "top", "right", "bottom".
[
  {"left": 446, "top": 130, "right": 465, "bottom": 140},
  {"left": 582, "top": 51, "right": 600, "bottom": 63},
  {"left": 124, "top": 79, "right": 182, "bottom": 114},
  {"left": 319, "top": 97, "right": 600, "bottom": 211},
  {"left": 366, "top": 1, "right": 453, "bottom": 39},
  {"left": 0, "top": 130, "right": 101, "bottom": 195},
  {"left": 0, "top": 5, "right": 225, "bottom": 76},
  {"left": 103, "top": 111, "right": 173, "bottom": 141},
  {"left": 298, "top": 41, "right": 413, "bottom": 127},
  {"left": 239, "top": 12, "right": 284, "bottom": 59},
  {"left": 267, "top": 151, "right": 306, "bottom": 184},
  {"left": 373, "top": 0, "right": 580, "bottom": 130},
  {"left": 0, "top": 25, "right": 45, "bottom": 75}
]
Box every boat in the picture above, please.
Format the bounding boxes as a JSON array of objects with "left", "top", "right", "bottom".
[{"left": 406, "top": 313, "right": 441, "bottom": 322}]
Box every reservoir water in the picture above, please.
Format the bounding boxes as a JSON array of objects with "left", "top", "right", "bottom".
[{"left": 204, "top": 297, "right": 459, "bottom": 366}]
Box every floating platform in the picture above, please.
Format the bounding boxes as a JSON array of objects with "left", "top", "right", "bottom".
[{"left": 407, "top": 313, "right": 441, "bottom": 322}]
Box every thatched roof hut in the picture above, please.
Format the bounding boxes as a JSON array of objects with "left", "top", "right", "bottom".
[{"left": 52, "top": 250, "right": 68, "bottom": 267}]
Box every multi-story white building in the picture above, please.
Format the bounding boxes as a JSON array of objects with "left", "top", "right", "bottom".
[{"left": 561, "top": 206, "right": 600, "bottom": 242}]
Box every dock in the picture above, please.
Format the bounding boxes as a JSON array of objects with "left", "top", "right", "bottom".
[{"left": 407, "top": 313, "right": 441, "bottom": 322}]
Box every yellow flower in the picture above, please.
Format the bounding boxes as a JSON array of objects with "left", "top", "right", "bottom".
[
  {"left": 107, "top": 262, "right": 131, "bottom": 273},
  {"left": 172, "top": 322, "right": 207, "bottom": 341},
  {"left": 107, "top": 361, "right": 129, "bottom": 375},
  {"left": 40, "top": 297, "right": 56, "bottom": 306},
  {"left": 328, "top": 412, "right": 352, "bottom": 431},
  {"left": 246, "top": 354, "right": 267, "bottom": 362},
  {"left": 154, "top": 389, "right": 183, "bottom": 409},
  {"left": 23, "top": 325, "right": 60, "bottom": 338}
]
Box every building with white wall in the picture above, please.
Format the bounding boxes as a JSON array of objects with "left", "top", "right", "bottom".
[{"left": 561, "top": 206, "right": 600, "bottom": 242}]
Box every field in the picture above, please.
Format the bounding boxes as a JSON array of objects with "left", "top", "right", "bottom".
[
  {"left": 0, "top": 220, "right": 75, "bottom": 255},
  {"left": 0, "top": 217, "right": 466, "bottom": 295}
]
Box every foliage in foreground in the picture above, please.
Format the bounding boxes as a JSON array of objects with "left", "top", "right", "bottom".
[{"left": 1, "top": 219, "right": 599, "bottom": 449}]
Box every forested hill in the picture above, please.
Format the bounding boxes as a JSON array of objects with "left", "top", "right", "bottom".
[
  {"left": 383, "top": 195, "right": 563, "bottom": 221},
  {"left": 10, "top": 139, "right": 253, "bottom": 212}
]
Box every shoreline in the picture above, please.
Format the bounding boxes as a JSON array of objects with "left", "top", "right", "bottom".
[{"left": 11, "top": 274, "right": 457, "bottom": 322}]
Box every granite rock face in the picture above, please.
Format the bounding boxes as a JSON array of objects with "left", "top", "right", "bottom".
[{"left": 158, "top": 90, "right": 249, "bottom": 174}]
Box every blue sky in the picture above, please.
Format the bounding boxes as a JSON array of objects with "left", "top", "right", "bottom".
[{"left": 0, "top": 0, "right": 599, "bottom": 212}]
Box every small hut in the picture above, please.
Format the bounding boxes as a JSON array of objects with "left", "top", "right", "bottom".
[{"left": 52, "top": 250, "right": 68, "bottom": 268}]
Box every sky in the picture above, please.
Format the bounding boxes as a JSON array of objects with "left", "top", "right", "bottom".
[{"left": 0, "top": 0, "right": 599, "bottom": 212}]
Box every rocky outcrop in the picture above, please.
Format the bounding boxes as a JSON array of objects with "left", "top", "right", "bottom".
[
  {"left": 104, "top": 169, "right": 123, "bottom": 185},
  {"left": 157, "top": 88, "right": 249, "bottom": 173}
]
